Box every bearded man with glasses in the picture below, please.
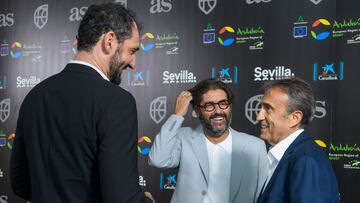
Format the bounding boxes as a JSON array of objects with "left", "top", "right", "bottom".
[{"left": 149, "top": 79, "right": 269, "bottom": 203}]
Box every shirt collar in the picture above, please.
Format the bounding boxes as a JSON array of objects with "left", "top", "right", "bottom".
[
  {"left": 205, "top": 129, "right": 232, "bottom": 154},
  {"left": 268, "top": 129, "right": 304, "bottom": 163},
  {"left": 69, "top": 60, "right": 110, "bottom": 81}
]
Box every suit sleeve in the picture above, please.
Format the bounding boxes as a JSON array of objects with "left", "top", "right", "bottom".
[
  {"left": 148, "top": 114, "right": 184, "bottom": 168},
  {"left": 289, "top": 156, "right": 336, "bottom": 203},
  {"left": 97, "top": 92, "right": 147, "bottom": 203},
  {"left": 10, "top": 109, "right": 31, "bottom": 201}
]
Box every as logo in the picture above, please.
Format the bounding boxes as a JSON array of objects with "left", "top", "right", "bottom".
[
  {"left": 140, "top": 33, "right": 155, "bottom": 51},
  {"left": 311, "top": 19, "right": 331, "bottom": 40},
  {"left": 150, "top": 0, "right": 172, "bottom": 13},
  {"left": 0, "top": 13, "right": 14, "bottom": 27},
  {"left": 69, "top": 7, "right": 88, "bottom": 21},
  {"left": 218, "top": 26, "right": 235, "bottom": 46},
  {"left": 137, "top": 136, "right": 152, "bottom": 155}
]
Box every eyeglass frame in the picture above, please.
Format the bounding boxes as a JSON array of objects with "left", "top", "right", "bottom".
[{"left": 197, "top": 99, "right": 232, "bottom": 112}]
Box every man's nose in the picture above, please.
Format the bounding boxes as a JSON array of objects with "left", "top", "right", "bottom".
[{"left": 256, "top": 108, "right": 265, "bottom": 121}]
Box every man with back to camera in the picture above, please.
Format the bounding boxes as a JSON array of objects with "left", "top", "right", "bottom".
[
  {"left": 10, "top": 3, "right": 153, "bottom": 203},
  {"left": 149, "top": 78, "right": 269, "bottom": 203},
  {"left": 256, "top": 78, "right": 340, "bottom": 203}
]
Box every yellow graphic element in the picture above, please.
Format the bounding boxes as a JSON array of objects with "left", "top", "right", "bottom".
[{"left": 315, "top": 139, "right": 327, "bottom": 148}]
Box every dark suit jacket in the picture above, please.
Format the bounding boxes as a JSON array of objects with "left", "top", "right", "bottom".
[
  {"left": 257, "top": 131, "right": 340, "bottom": 203},
  {"left": 10, "top": 63, "right": 149, "bottom": 203}
]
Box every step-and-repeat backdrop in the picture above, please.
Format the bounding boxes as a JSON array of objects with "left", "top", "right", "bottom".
[{"left": 1, "top": 0, "right": 359, "bottom": 202}]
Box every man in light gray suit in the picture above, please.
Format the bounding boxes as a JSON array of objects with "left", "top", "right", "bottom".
[{"left": 149, "top": 79, "right": 268, "bottom": 203}]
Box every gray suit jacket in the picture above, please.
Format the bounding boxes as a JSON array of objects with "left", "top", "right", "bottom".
[{"left": 149, "top": 115, "right": 268, "bottom": 203}]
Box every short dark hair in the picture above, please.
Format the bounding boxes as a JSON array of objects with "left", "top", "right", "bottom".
[
  {"left": 262, "top": 77, "right": 315, "bottom": 128},
  {"left": 77, "top": 3, "right": 139, "bottom": 52},
  {"left": 189, "top": 79, "right": 234, "bottom": 111}
]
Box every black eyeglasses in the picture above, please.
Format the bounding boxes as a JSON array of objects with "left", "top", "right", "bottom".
[{"left": 198, "top": 100, "right": 231, "bottom": 112}]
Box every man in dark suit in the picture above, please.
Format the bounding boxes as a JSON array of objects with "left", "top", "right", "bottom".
[
  {"left": 10, "top": 3, "right": 153, "bottom": 203},
  {"left": 256, "top": 78, "right": 340, "bottom": 203}
]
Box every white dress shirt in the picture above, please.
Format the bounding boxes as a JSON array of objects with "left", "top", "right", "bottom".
[
  {"left": 263, "top": 129, "right": 304, "bottom": 190},
  {"left": 203, "top": 130, "right": 232, "bottom": 203},
  {"left": 69, "top": 60, "right": 110, "bottom": 81}
]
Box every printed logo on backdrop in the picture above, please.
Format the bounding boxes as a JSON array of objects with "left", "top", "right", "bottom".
[
  {"left": 198, "top": 0, "right": 217, "bottom": 15},
  {"left": 0, "top": 168, "right": 3, "bottom": 178},
  {"left": 0, "top": 195, "right": 8, "bottom": 203},
  {"left": 8, "top": 41, "right": 42, "bottom": 62},
  {"left": 0, "top": 98, "right": 10, "bottom": 123},
  {"left": 293, "top": 16, "right": 360, "bottom": 45},
  {"left": 203, "top": 23, "right": 265, "bottom": 50},
  {"left": 115, "top": 0, "right": 127, "bottom": 7},
  {"left": 150, "top": 96, "right": 167, "bottom": 124},
  {"left": 245, "top": 0, "right": 272, "bottom": 4},
  {"left": 1, "top": 41, "right": 9, "bottom": 56},
  {"left": 138, "top": 136, "right": 152, "bottom": 155},
  {"left": 140, "top": 32, "right": 179, "bottom": 55},
  {"left": 60, "top": 37, "right": 77, "bottom": 54},
  {"left": 17, "top": 76, "right": 41, "bottom": 88},
  {"left": 245, "top": 95, "right": 327, "bottom": 125},
  {"left": 150, "top": 0, "right": 172, "bottom": 13},
  {"left": 0, "top": 76, "right": 7, "bottom": 90},
  {"left": 309, "top": 0, "right": 322, "bottom": 5},
  {"left": 69, "top": 6, "right": 88, "bottom": 22},
  {"left": 127, "top": 71, "right": 150, "bottom": 86},
  {"left": 163, "top": 69, "right": 197, "bottom": 84},
  {"left": 34, "top": 4, "right": 48, "bottom": 29},
  {"left": 328, "top": 143, "right": 360, "bottom": 170},
  {"left": 254, "top": 65, "right": 295, "bottom": 81},
  {"left": 0, "top": 12, "right": 14, "bottom": 27},
  {"left": 245, "top": 95, "right": 263, "bottom": 125},
  {"left": 211, "top": 66, "right": 238, "bottom": 84},
  {"left": 139, "top": 175, "right": 147, "bottom": 186},
  {"left": 160, "top": 172, "right": 176, "bottom": 189},
  {"left": 0, "top": 129, "right": 15, "bottom": 150},
  {"left": 313, "top": 61, "right": 344, "bottom": 81}
]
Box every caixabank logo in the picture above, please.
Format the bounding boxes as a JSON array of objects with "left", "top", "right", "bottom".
[
  {"left": 160, "top": 172, "right": 176, "bottom": 190},
  {"left": 203, "top": 23, "right": 265, "bottom": 50},
  {"left": 313, "top": 61, "right": 344, "bottom": 81},
  {"left": 211, "top": 66, "right": 238, "bottom": 84},
  {"left": 293, "top": 16, "right": 360, "bottom": 45},
  {"left": 140, "top": 32, "right": 179, "bottom": 55},
  {"left": 127, "top": 70, "right": 150, "bottom": 87}
]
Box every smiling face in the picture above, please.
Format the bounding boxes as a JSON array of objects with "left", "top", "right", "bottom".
[
  {"left": 108, "top": 25, "right": 139, "bottom": 85},
  {"left": 256, "top": 87, "right": 295, "bottom": 146},
  {"left": 198, "top": 89, "right": 232, "bottom": 138}
]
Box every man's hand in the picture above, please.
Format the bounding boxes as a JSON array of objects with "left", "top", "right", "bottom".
[
  {"left": 174, "top": 91, "right": 193, "bottom": 117},
  {"left": 144, "top": 191, "right": 155, "bottom": 202}
]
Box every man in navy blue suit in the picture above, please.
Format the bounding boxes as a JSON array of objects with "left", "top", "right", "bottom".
[{"left": 256, "top": 78, "right": 340, "bottom": 203}]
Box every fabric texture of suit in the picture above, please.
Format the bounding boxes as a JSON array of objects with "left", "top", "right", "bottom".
[
  {"left": 10, "top": 64, "right": 149, "bottom": 203},
  {"left": 149, "top": 115, "right": 269, "bottom": 203},
  {"left": 257, "top": 131, "right": 340, "bottom": 203}
]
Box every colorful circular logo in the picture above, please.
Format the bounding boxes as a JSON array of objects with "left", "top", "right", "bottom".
[
  {"left": 217, "top": 26, "right": 235, "bottom": 46},
  {"left": 137, "top": 136, "right": 152, "bottom": 155},
  {"left": 311, "top": 19, "right": 331, "bottom": 40},
  {"left": 10, "top": 42, "right": 22, "bottom": 58},
  {"left": 7, "top": 133, "right": 15, "bottom": 150},
  {"left": 140, "top": 33, "right": 155, "bottom": 51},
  {"left": 72, "top": 39, "right": 78, "bottom": 54}
]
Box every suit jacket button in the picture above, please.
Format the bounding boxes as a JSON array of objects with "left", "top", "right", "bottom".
[{"left": 201, "top": 191, "right": 206, "bottom": 195}]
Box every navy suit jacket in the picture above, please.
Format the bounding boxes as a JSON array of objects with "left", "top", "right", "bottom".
[{"left": 257, "top": 131, "right": 340, "bottom": 203}]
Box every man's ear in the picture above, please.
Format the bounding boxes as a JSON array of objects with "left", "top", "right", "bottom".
[
  {"left": 289, "top": 110, "right": 303, "bottom": 128},
  {"left": 102, "top": 31, "right": 116, "bottom": 54}
]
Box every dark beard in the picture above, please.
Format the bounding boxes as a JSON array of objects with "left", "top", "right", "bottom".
[
  {"left": 108, "top": 47, "right": 125, "bottom": 85},
  {"left": 199, "top": 112, "right": 232, "bottom": 137}
]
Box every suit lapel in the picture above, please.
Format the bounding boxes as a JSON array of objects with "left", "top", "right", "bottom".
[
  {"left": 259, "top": 131, "right": 309, "bottom": 200},
  {"left": 191, "top": 125, "right": 210, "bottom": 184},
  {"left": 229, "top": 130, "right": 246, "bottom": 202}
]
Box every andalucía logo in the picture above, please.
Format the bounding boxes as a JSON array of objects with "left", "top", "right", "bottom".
[
  {"left": 311, "top": 18, "right": 331, "bottom": 40},
  {"left": 137, "top": 136, "right": 152, "bottom": 155},
  {"left": 10, "top": 41, "right": 22, "bottom": 58},
  {"left": 140, "top": 33, "right": 155, "bottom": 51},
  {"left": 217, "top": 26, "right": 235, "bottom": 46}
]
